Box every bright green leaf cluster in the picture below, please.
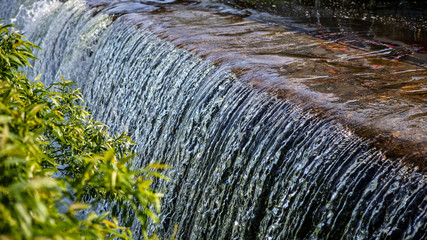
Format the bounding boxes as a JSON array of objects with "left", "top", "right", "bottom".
[
  {"left": 0, "top": 20, "right": 38, "bottom": 81},
  {"left": 0, "top": 20, "right": 167, "bottom": 239}
]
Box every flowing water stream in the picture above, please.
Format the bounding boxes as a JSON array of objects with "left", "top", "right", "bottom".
[{"left": 2, "top": 0, "right": 426, "bottom": 239}]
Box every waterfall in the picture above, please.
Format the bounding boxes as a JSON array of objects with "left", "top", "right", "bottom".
[{"left": 3, "top": 0, "right": 426, "bottom": 239}]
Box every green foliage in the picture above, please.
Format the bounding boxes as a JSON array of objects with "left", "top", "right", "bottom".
[
  {"left": 0, "top": 21, "right": 38, "bottom": 81},
  {"left": 0, "top": 20, "right": 167, "bottom": 239}
]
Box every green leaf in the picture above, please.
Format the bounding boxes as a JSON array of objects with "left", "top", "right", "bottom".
[
  {"left": 2, "top": 157, "right": 26, "bottom": 166},
  {"left": 139, "top": 180, "right": 153, "bottom": 190},
  {"left": 34, "top": 74, "right": 41, "bottom": 81},
  {"left": 8, "top": 54, "right": 23, "bottom": 66},
  {"left": 104, "top": 148, "right": 115, "bottom": 163},
  {"left": 92, "top": 212, "right": 110, "bottom": 224},
  {"left": 146, "top": 163, "right": 170, "bottom": 169},
  {"left": 145, "top": 209, "right": 159, "bottom": 224},
  {"left": 0, "top": 115, "right": 12, "bottom": 124},
  {"left": 68, "top": 202, "right": 90, "bottom": 213},
  {"left": 52, "top": 126, "right": 65, "bottom": 143},
  {"left": 28, "top": 103, "right": 46, "bottom": 116},
  {"left": 28, "top": 177, "right": 57, "bottom": 190}
]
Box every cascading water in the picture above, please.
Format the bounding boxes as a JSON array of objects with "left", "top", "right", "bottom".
[{"left": 2, "top": 0, "right": 426, "bottom": 239}]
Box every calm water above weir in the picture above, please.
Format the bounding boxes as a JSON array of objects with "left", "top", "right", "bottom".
[{"left": 3, "top": 0, "right": 427, "bottom": 239}]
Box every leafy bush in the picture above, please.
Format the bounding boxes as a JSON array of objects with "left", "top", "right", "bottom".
[{"left": 0, "top": 20, "right": 167, "bottom": 239}]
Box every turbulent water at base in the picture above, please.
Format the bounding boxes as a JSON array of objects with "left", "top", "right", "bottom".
[{"left": 3, "top": 0, "right": 427, "bottom": 239}]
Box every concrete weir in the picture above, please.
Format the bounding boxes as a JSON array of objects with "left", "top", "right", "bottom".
[{"left": 4, "top": 0, "right": 427, "bottom": 239}]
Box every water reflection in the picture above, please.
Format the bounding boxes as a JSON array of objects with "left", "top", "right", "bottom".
[{"left": 221, "top": 0, "right": 427, "bottom": 57}]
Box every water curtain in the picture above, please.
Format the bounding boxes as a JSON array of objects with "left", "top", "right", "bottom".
[{"left": 4, "top": 0, "right": 426, "bottom": 239}]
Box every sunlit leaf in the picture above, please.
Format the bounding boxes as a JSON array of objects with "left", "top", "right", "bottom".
[
  {"left": 68, "top": 202, "right": 90, "bottom": 213},
  {"left": 146, "top": 163, "right": 170, "bottom": 169}
]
